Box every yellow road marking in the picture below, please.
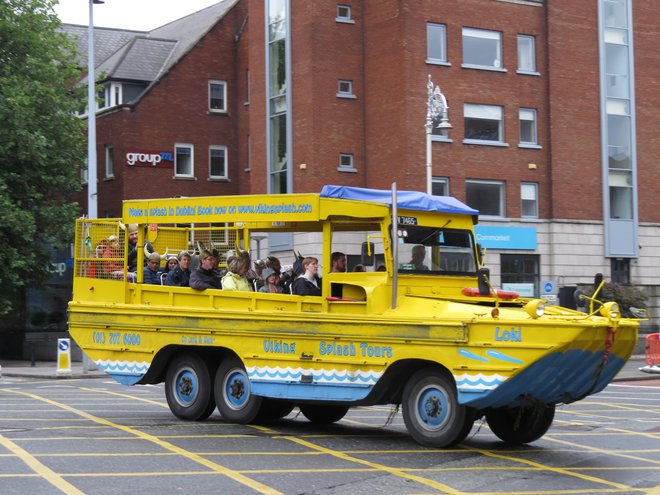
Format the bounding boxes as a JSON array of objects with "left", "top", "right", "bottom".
[
  {"left": 544, "top": 435, "right": 660, "bottom": 466},
  {"left": 465, "top": 446, "right": 635, "bottom": 491},
  {"left": 0, "top": 433, "right": 85, "bottom": 494},
  {"left": 3, "top": 389, "right": 282, "bottom": 495},
  {"left": 282, "top": 436, "right": 467, "bottom": 495},
  {"left": 79, "top": 387, "right": 169, "bottom": 408}
]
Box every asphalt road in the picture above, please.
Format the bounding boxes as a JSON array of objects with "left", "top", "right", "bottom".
[{"left": 0, "top": 376, "right": 658, "bottom": 495}]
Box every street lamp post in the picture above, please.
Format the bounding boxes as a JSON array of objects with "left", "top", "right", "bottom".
[
  {"left": 424, "top": 74, "right": 452, "bottom": 195},
  {"left": 87, "top": 0, "right": 104, "bottom": 220},
  {"left": 84, "top": 0, "right": 104, "bottom": 374}
]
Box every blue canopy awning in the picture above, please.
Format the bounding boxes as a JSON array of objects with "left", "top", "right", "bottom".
[{"left": 320, "top": 185, "right": 479, "bottom": 216}]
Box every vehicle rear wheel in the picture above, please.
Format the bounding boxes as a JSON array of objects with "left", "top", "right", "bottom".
[
  {"left": 299, "top": 404, "right": 349, "bottom": 424},
  {"left": 255, "top": 399, "right": 296, "bottom": 422},
  {"left": 486, "top": 403, "right": 555, "bottom": 444},
  {"left": 450, "top": 407, "right": 476, "bottom": 446},
  {"left": 165, "top": 352, "right": 215, "bottom": 421},
  {"left": 214, "top": 356, "right": 262, "bottom": 424},
  {"left": 402, "top": 367, "right": 466, "bottom": 448}
]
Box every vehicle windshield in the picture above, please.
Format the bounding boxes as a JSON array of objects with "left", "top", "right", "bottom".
[{"left": 396, "top": 226, "right": 477, "bottom": 275}]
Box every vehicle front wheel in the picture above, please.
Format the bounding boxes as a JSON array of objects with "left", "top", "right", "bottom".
[
  {"left": 165, "top": 352, "right": 215, "bottom": 421},
  {"left": 486, "top": 403, "right": 555, "bottom": 444},
  {"left": 299, "top": 404, "right": 349, "bottom": 424},
  {"left": 214, "top": 356, "right": 262, "bottom": 424},
  {"left": 402, "top": 367, "right": 466, "bottom": 448}
]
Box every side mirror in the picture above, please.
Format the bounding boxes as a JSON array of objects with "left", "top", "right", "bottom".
[
  {"left": 476, "top": 243, "right": 485, "bottom": 267},
  {"left": 361, "top": 241, "right": 375, "bottom": 266},
  {"left": 478, "top": 267, "right": 490, "bottom": 296}
]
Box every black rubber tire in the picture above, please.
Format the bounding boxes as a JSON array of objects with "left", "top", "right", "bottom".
[
  {"left": 255, "top": 399, "right": 296, "bottom": 422},
  {"left": 402, "top": 367, "right": 467, "bottom": 448},
  {"left": 165, "top": 352, "right": 214, "bottom": 421},
  {"left": 486, "top": 403, "right": 555, "bottom": 444},
  {"left": 449, "top": 407, "right": 476, "bottom": 446},
  {"left": 214, "top": 356, "right": 262, "bottom": 424},
  {"left": 299, "top": 404, "right": 349, "bottom": 424}
]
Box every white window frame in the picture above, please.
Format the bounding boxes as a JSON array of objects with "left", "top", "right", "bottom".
[
  {"left": 519, "top": 108, "right": 540, "bottom": 148},
  {"left": 521, "top": 182, "right": 539, "bottom": 219},
  {"left": 337, "top": 80, "right": 356, "bottom": 98},
  {"left": 431, "top": 177, "right": 449, "bottom": 196},
  {"left": 463, "top": 103, "right": 506, "bottom": 146},
  {"left": 209, "top": 145, "right": 228, "bottom": 180},
  {"left": 466, "top": 179, "right": 506, "bottom": 218},
  {"left": 462, "top": 27, "right": 504, "bottom": 71},
  {"left": 336, "top": 4, "right": 354, "bottom": 24},
  {"left": 209, "top": 80, "right": 227, "bottom": 113},
  {"left": 174, "top": 143, "right": 194, "bottom": 178},
  {"left": 426, "top": 22, "right": 449, "bottom": 65},
  {"left": 338, "top": 153, "right": 357, "bottom": 172},
  {"left": 105, "top": 144, "right": 114, "bottom": 179},
  {"left": 517, "top": 35, "right": 538, "bottom": 75}
]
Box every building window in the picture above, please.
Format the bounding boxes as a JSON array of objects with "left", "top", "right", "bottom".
[
  {"left": 209, "top": 146, "right": 227, "bottom": 179},
  {"left": 519, "top": 108, "right": 539, "bottom": 146},
  {"left": 466, "top": 180, "right": 505, "bottom": 218},
  {"left": 611, "top": 258, "right": 630, "bottom": 284},
  {"left": 501, "top": 254, "right": 539, "bottom": 297},
  {"left": 105, "top": 145, "right": 114, "bottom": 179},
  {"left": 209, "top": 81, "right": 227, "bottom": 112},
  {"left": 427, "top": 23, "right": 447, "bottom": 64},
  {"left": 338, "top": 153, "right": 356, "bottom": 172},
  {"left": 81, "top": 157, "right": 88, "bottom": 184},
  {"left": 517, "top": 35, "right": 537, "bottom": 74},
  {"left": 245, "top": 69, "right": 250, "bottom": 105},
  {"left": 175, "top": 144, "right": 194, "bottom": 178},
  {"left": 337, "top": 80, "right": 355, "bottom": 98},
  {"left": 267, "top": 0, "right": 290, "bottom": 194},
  {"left": 336, "top": 4, "right": 354, "bottom": 23},
  {"left": 462, "top": 27, "right": 502, "bottom": 69},
  {"left": 464, "top": 103, "right": 504, "bottom": 144},
  {"left": 521, "top": 182, "right": 538, "bottom": 218},
  {"left": 432, "top": 177, "right": 449, "bottom": 196},
  {"left": 245, "top": 134, "right": 251, "bottom": 172}
]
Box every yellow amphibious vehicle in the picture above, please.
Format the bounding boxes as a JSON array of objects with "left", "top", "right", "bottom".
[{"left": 68, "top": 185, "right": 641, "bottom": 447}]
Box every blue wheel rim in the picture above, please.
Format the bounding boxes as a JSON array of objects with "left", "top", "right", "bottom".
[
  {"left": 174, "top": 368, "right": 198, "bottom": 407},
  {"left": 415, "top": 384, "right": 450, "bottom": 431},
  {"left": 223, "top": 369, "right": 250, "bottom": 411}
]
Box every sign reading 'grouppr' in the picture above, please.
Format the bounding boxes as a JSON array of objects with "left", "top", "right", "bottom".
[{"left": 125, "top": 150, "right": 174, "bottom": 168}]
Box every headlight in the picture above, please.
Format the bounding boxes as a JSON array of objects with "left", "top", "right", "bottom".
[
  {"left": 524, "top": 299, "right": 546, "bottom": 319},
  {"left": 600, "top": 302, "right": 620, "bottom": 320}
]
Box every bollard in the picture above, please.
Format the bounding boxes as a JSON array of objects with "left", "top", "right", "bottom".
[{"left": 56, "top": 338, "right": 72, "bottom": 377}]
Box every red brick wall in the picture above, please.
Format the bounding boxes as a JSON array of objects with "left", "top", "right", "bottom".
[{"left": 632, "top": 0, "right": 660, "bottom": 223}]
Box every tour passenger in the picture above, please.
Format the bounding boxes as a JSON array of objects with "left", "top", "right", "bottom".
[
  {"left": 353, "top": 264, "right": 366, "bottom": 272},
  {"left": 222, "top": 251, "right": 253, "bottom": 292},
  {"left": 143, "top": 252, "right": 162, "bottom": 285},
  {"left": 164, "top": 251, "right": 192, "bottom": 287},
  {"left": 331, "top": 252, "right": 347, "bottom": 273},
  {"left": 101, "top": 234, "right": 123, "bottom": 275},
  {"left": 127, "top": 224, "right": 154, "bottom": 272},
  {"left": 259, "top": 268, "right": 284, "bottom": 294},
  {"left": 410, "top": 244, "right": 430, "bottom": 271},
  {"left": 292, "top": 257, "right": 321, "bottom": 296},
  {"left": 190, "top": 249, "right": 221, "bottom": 290}
]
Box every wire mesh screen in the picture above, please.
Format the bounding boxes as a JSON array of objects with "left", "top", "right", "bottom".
[{"left": 75, "top": 219, "right": 240, "bottom": 281}]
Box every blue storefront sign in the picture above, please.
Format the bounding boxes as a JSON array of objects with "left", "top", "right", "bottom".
[{"left": 474, "top": 225, "right": 537, "bottom": 250}]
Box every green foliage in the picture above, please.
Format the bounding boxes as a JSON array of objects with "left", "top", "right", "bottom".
[
  {"left": 0, "top": 0, "right": 85, "bottom": 314},
  {"left": 583, "top": 282, "right": 648, "bottom": 318}
]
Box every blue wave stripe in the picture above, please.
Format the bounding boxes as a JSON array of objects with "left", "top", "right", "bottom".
[{"left": 249, "top": 370, "right": 378, "bottom": 384}]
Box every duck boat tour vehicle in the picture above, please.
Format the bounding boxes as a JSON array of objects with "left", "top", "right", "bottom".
[{"left": 68, "top": 185, "right": 642, "bottom": 447}]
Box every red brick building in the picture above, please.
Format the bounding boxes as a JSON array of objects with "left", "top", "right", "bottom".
[{"left": 64, "top": 0, "right": 660, "bottom": 316}]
